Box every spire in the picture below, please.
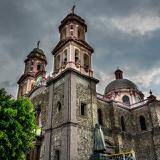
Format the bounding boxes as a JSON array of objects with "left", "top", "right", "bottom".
[
  {"left": 115, "top": 67, "right": 123, "bottom": 79},
  {"left": 71, "top": 0, "right": 79, "bottom": 14},
  {"left": 37, "top": 41, "right": 40, "bottom": 49},
  {"left": 71, "top": 5, "right": 76, "bottom": 14},
  {"left": 149, "top": 90, "right": 152, "bottom": 95}
]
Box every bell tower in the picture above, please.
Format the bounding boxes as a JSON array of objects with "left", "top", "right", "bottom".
[
  {"left": 17, "top": 42, "right": 47, "bottom": 97},
  {"left": 45, "top": 8, "right": 99, "bottom": 160},
  {"left": 52, "top": 8, "right": 94, "bottom": 78}
]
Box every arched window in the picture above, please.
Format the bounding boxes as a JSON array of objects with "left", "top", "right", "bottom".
[
  {"left": 140, "top": 116, "right": 147, "bottom": 131},
  {"left": 70, "top": 31, "right": 73, "bottom": 36},
  {"left": 31, "top": 83, "right": 34, "bottom": 89},
  {"left": 122, "top": 95, "right": 130, "bottom": 105},
  {"left": 30, "top": 67, "right": 33, "bottom": 71},
  {"left": 70, "top": 25, "right": 74, "bottom": 36},
  {"left": 70, "top": 24, "right": 73, "bottom": 29},
  {"left": 63, "top": 50, "right": 67, "bottom": 65},
  {"left": 56, "top": 55, "right": 60, "bottom": 69},
  {"left": 61, "top": 28, "right": 66, "bottom": 39},
  {"left": 121, "top": 116, "right": 126, "bottom": 131},
  {"left": 35, "top": 105, "right": 42, "bottom": 136},
  {"left": 97, "top": 109, "right": 103, "bottom": 126},
  {"left": 75, "top": 49, "right": 79, "bottom": 65},
  {"left": 37, "top": 63, "right": 41, "bottom": 71},
  {"left": 78, "top": 29, "right": 81, "bottom": 39},
  {"left": 84, "top": 53, "right": 89, "bottom": 71},
  {"left": 20, "top": 86, "right": 23, "bottom": 96},
  {"left": 57, "top": 101, "right": 62, "bottom": 112},
  {"left": 36, "top": 105, "right": 41, "bottom": 125}
]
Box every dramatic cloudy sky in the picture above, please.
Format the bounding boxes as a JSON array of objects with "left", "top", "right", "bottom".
[{"left": 1, "top": 0, "right": 160, "bottom": 98}]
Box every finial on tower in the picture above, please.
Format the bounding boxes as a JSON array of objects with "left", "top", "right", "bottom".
[
  {"left": 71, "top": 0, "right": 78, "bottom": 13},
  {"left": 71, "top": 5, "right": 76, "bottom": 13},
  {"left": 37, "top": 41, "right": 40, "bottom": 49},
  {"left": 149, "top": 90, "right": 152, "bottom": 95}
]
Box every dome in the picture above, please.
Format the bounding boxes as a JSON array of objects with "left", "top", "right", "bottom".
[
  {"left": 104, "top": 78, "right": 139, "bottom": 95},
  {"left": 26, "top": 47, "right": 47, "bottom": 64},
  {"left": 59, "top": 13, "right": 87, "bottom": 32},
  {"left": 104, "top": 69, "right": 139, "bottom": 95},
  {"left": 32, "top": 48, "right": 44, "bottom": 54},
  {"left": 29, "top": 48, "right": 45, "bottom": 57}
]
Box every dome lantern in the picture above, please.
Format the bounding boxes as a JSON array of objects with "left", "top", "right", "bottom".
[{"left": 115, "top": 68, "right": 123, "bottom": 79}]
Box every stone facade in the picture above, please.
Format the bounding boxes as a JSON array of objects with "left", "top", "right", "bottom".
[{"left": 17, "top": 10, "right": 160, "bottom": 160}]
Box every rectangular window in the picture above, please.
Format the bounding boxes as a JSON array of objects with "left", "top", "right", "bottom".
[
  {"left": 37, "top": 64, "right": 41, "bottom": 71},
  {"left": 80, "top": 103, "right": 86, "bottom": 116},
  {"left": 55, "top": 150, "right": 60, "bottom": 160}
]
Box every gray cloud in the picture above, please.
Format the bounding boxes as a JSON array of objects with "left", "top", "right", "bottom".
[{"left": 0, "top": 0, "right": 160, "bottom": 97}]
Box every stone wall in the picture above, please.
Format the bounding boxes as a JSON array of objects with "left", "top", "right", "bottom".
[
  {"left": 97, "top": 100, "right": 111, "bottom": 129},
  {"left": 28, "top": 73, "right": 160, "bottom": 160},
  {"left": 134, "top": 132, "right": 155, "bottom": 160},
  {"left": 50, "top": 128, "right": 62, "bottom": 159},
  {"left": 47, "top": 78, "right": 65, "bottom": 160},
  {"left": 30, "top": 86, "right": 49, "bottom": 132},
  {"left": 77, "top": 127, "right": 93, "bottom": 160},
  {"left": 76, "top": 76, "right": 98, "bottom": 160},
  {"left": 29, "top": 86, "right": 49, "bottom": 160},
  {"left": 52, "top": 82, "right": 64, "bottom": 128},
  {"left": 76, "top": 82, "right": 93, "bottom": 127}
]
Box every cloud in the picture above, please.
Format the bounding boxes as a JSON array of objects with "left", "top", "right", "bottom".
[
  {"left": 133, "top": 67, "right": 160, "bottom": 87},
  {"left": 111, "top": 14, "right": 160, "bottom": 35},
  {"left": 1, "top": 0, "right": 160, "bottom": 99}
]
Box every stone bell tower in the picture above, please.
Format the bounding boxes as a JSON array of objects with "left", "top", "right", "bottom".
[
  {"left": 52, "top": 7, "right": 94, "bottom": 78},
  {"left": 45, "top": 8, "right": 99, "bottom": 160},
  {"left": 17, "top": 42, "right": 47, "bottom": 97}
]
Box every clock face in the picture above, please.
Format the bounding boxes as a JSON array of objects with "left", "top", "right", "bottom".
[{"left": 35, "top": 76, "right": 42, "bottom": 86}]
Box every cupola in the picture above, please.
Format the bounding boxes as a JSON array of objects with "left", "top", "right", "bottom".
[
  {"left": 115, "top": 68, "right": 123, "bottom": 79},
  {"left": 17, "top": 42, "right": 47, "bottom": 97},
  {"left": 104, "top": 69, "right": 144, "bottom": 106},
  {"left": 51, "top": 7, "right": 94, "bottom": 78}
]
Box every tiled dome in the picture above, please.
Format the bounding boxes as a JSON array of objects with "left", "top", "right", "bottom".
[{"left": 104, "top": 78, "right": 138, "bottom": 95}]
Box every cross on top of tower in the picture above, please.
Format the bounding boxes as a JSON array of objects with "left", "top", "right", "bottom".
[
  {"left": 37, "top": 41, "right": 40, "bottom": 49},
  {"left": 71, "top": 0, "right": 79, "bottom": 13},
  {"left": 71, "top": 5, "right": 76, "bottom": 13}
]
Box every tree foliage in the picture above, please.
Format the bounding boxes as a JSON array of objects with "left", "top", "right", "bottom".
[{"left": 0, "top": 88, "right": 37, "bottom": 160}]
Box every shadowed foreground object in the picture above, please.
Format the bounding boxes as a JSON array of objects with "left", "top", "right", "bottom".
[
  {"left": 91, "top": 124, "right": 108, "bottom": 160},
  {"left": 93, "top": 124, "right": 106, "bottom": 153}
]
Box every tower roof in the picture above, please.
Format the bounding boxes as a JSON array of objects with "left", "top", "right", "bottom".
[
  {"left": 104, "top": 79, "right": 138, "bottom": 95},
  {"left": 59, "top": 13, "right": 87, "bottom": 32},
  {"left": 25, "top": 47, "right": 47, "bottom": 64},
  {"left": 104, "top": 69, "right": 139, "bottom": 95}
]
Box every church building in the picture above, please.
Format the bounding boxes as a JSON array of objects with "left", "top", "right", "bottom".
[{"left": 17, "top": 8, "right": 160, "bottom": 160}]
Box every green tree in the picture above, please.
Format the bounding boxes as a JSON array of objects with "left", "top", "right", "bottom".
[{"left": 0, "top": 88, "right": 37, "bottom": 160}]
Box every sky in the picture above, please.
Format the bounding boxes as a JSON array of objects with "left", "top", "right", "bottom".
[{"left": 1, "top": 0, "right": 160, "bottom": 98}]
